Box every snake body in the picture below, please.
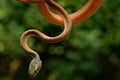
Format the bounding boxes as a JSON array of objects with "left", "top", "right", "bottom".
[
  {"left": 18, "top": 0, "right": 104, "bottom": 26},
  {"left": 20, "top": 0, "right": 72, "bottom": 77},
  {"left": 17, "top": 0, "right": 104, "bottom": 78},
  {"left": 37, "top": 0, "right": 104, "bottom": 25}
]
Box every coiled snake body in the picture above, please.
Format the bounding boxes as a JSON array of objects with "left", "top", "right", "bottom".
[
  {"left": 17, "top": 0, "right": 104, "bottom": 78},
  {"left": 19, "top": 0, "right": 72, "bottom": 77},
  {"left": 18, "top": 0, "right": 104, "bottom": 26}
]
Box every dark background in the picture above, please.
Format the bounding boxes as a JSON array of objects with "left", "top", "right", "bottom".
[{"left": 0, "top": 0, "right": 120, "bottom": 80}]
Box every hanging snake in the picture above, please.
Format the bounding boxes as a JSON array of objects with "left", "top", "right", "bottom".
[
  {"left": 17, "top": 0, "right": 104, "bottom": 78},
  {"left": 18, "top": 0, "right": 72, "bottom": 78}
]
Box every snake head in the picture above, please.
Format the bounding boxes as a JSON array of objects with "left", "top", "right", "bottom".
[{"left": 29, "top": 58, "right": 42, "bottom": 78}]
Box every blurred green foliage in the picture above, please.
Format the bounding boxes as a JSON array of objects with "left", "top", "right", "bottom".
[{"left": 0, "top": 0, "right": 120, "bottom": 80}]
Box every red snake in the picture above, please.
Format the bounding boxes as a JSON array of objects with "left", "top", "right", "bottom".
[
  {"left": 17, "top": 0, "right": 104, "bottom": 78},
  {"left": 18, "top": 0, "right": 72, "bottom": 78}
]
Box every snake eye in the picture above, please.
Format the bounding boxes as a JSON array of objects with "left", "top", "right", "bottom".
[{"left": 29, "top": 58, "right": 42, "bottom": 78}]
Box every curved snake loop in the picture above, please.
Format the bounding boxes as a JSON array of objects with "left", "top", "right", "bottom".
[
  {"left": 20, "top": 0, "right": 72, "bottom": 78},
  {"left": 17, "top": 0, "right": 104, "bottom": 26}
]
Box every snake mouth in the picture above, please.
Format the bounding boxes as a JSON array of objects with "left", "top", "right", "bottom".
[{"left": 17, "top": 0, "right": 43, "bottom": 4}]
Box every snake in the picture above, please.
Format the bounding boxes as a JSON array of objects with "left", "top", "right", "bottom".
[
  {"left": 19, "top": 0, "right": 72, "bottom": 78},
  {"left": 17, "top": 0, "right": 104, "bottom": 78},
  {"left": 17, "top": 0, "right": 104, "bottom": 26}
]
